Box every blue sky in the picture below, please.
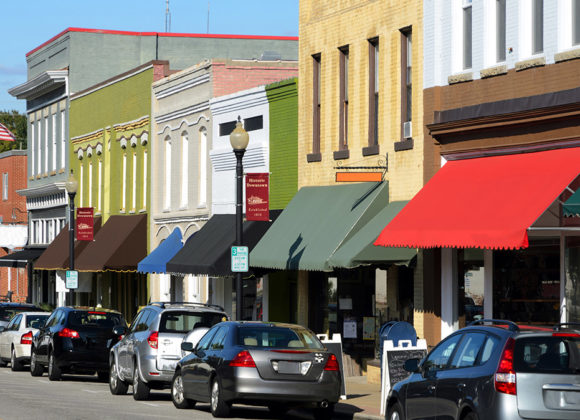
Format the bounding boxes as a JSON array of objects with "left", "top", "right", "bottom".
[{"left": 0, "top": 0, "right": 299, "bottom": 113}]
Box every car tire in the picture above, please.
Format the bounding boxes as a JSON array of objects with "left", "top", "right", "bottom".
[
  {"left": 10, "top": 347, "right": 22, "bottom": 371},
  {"left": 171, "top": 373, "right": 196, "bottom": 409},
  {"left": 132, "top": 364, "right": 150, "bottom": 400},
  {"left": 109, "top": 361, "right": 129, "bottom": 395},
  {"left": 97, "top": 370, "right": 109, "bottom": 382},
  {"left": 313, "top": 403, "right": 335, "bottom": 420},
  {"left": 30, "top": 348, "right": 43, "bottom": 377},
  {"left": 463, "top": 412, "right": 478, "bottom": 420},
  {"left": 387, "top": 401, "right": 405, "bottom": 420},
  {"left": 267, "top": 403, "right": 288, "bottom": 417},
  {"left": 48, "top": 351, "right": 62, "bottom": 381},
  {"left": 0, "top": 356, "right": 7, "bottom": 367},
  {"left": 210, "top": 376, "right": 231, "bottom": 418}
]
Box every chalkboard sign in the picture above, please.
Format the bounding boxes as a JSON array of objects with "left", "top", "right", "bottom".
[
  {"left": 380, "top": 339, "right": 428, "bottom": 416},
  {"left": 318, "top": 333, "right": 347, "bottom": 400}
]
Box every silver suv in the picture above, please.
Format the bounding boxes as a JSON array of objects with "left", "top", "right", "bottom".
[{"left": 108, "top": 302, "right": 228, "bottom": 400}]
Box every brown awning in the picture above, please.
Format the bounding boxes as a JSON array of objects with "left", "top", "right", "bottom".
[
  {"left": 75, "top": 214, "right": 147, "bottom": 272},
  {"left": 35, "top": 217, "right": 103, "bottom": 270}
]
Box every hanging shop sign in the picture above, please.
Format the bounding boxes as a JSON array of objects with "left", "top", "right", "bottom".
[
  {"left": 246, "top": 173, "right": 269, "bottom": 221},
  {"left": 76, "top": 207, "right": 94, "bottom": 241}
]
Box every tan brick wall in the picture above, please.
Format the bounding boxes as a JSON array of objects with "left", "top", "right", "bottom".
[{"left": 298, "top": 0, "right": 424, "bottom": 202}]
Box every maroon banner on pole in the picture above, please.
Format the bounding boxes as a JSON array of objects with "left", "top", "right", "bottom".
[
  {"left": 245, "top": 173, "right": 269, "bottom": 221},
  {"left": 76, "top": 207, "right": 94, "bottom": 241}
]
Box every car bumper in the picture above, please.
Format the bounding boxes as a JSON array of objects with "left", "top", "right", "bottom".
[
  {"left": 138, "top": 353, "right": 174, "bottom": 385},
  {"left": 221, "top": 367, "right": 341, "bottom": 405},
  {"left": 57, "top": 349, "right": 109, "bottom": 371},
  {"left": 14, "top": 343, "right": 31, "bottom": 360},
  {"left": 476, "top": 393, "right": 524, "bottom": 420}
]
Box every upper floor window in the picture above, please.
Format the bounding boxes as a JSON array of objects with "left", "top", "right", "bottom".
[
  {"left": 339, "top": 46, "right": 349, "bottom": 151},
  {"left": 312, "top": 53, "right": 321, "bottom": 156},
  {"left": 164, "top": 136, "right": 172, "bottom": 210},
  {"left": 463, "top": 0, "right": 473, "bottom": 69},
  {"left": 497, "top": 0, "right": 506, "bottom": 62},
  {"left": 532, "top": 0, "right": 544, "bottom": 55},
  {"left": 180, "top": 132, "right": 188, "bottom": 209},
  {"left": 401, "top": 28, "right": 413, "bottom": 142},
  {"left": 574, "top": 0, "right": 580, "bottom": 45},
  {"left": 199, "top": 128, "right": 208, "bottom": 206},
  {"left": 368, "top": 38, "right": 379, "bottom": 151},
  {"left": 2, "top": 173, "right": 8, "bottom": 201}
]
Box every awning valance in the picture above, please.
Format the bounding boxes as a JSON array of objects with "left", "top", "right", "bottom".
[
  {"left": 138, "top": 228, "right": 183, "bottom": 274},
  {"left": 166, "top": 212, "right": 280, "bottom": 277},
  {"left": 75, "top": 214, "right": 147, "bottom": 272},
  {"left": 375, "top": 148, "right": 580, "bottom": 250},
  {"left": 35, "top": 218, "right": 102, "bottom": 270},
  {"left": 563, "top": 189, "right": 580, "bottom": 217},
  {"left": 250, "top": 182, "right": 412, "bottom": 271},
  {"left": 0, "top": 248, "right": 45, "bottom": 268}
]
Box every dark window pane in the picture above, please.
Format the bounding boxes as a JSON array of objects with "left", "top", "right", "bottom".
[
  {"left": 244, "top": 115, "right": 263, "bottom": 132},
  {"left": 463, "top": 6, "right": 472, "bottom": 69},
  {"left": 533, "top": 0, "right": 543, "bottom": 54},
  {"left": 219, "top": 121, "right": 237, "bottom": 137},
  {"left": 450, "top": 332, "right": 487, "bottom": 368},
  {"left": 574, "top": 0, "right": 580, "bottom": 45},
  {"left": 497, "top": 0, "right": 506, "bottom": 61},
  {"left": 514, "top": 336, "right": 580, "bottom": 373},
  {"left": 159, "top": 311, "right": 223, "bottom": 334},
  {"left": 236, "top": 326, "right": 323, "bottom": 349}
]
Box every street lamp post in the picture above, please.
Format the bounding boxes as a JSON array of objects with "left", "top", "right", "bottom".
[
  {"left": 230, "top": 117, "right": 249, "bottom": 321},
  {"left": 65, "top": 170, "right": 78, "bottom": 306}
]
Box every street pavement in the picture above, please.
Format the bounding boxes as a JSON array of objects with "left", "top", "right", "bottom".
[{"left": 0, "top": 367, "right": 383, "bottom": 420}]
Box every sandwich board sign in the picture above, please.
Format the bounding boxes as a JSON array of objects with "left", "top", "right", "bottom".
[{"left": 380, "top": 338, "right": 428, "bottom": 416}]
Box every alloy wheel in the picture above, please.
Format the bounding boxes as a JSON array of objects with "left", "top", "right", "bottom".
[
  {"left": 110, "top": 364, "right": 118, "bottom": 389},
  {"left": 11, "top": 349, "right": 15, "bottom": 366},
  {"left": 390, "top": 411, "right": 400, "bottom": 420},
  {"left": 173, "top": 375, "right": 185, "bottom": 404},
  {"left": 30, "top": 352, "right": 36, "bottom": 370},
  {"left": 211, "top": 380, "right": 219, "bottom": 412}
]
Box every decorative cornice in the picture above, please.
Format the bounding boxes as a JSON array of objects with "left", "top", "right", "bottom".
[
  {"left": 8, "top": 70, "right": 68, "bottom": 100},
  {"left": 113, "top": 116, "right": 150, "bottom": 133},
  {"left": 154, "top": 73, "right": 210, "bottom": 99},
  {"left": 17, "top": 182, "right": 66, "bottom": 198},
  {"left": 72, "top": 128, "right": 105, "bottom": 145}
]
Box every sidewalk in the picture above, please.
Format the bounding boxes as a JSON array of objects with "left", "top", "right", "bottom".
[{"left": 291, "top": 375, "right": 383, "bottom": 420}]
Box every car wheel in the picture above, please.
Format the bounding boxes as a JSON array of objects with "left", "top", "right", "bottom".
[
  {"left": 0, "top": 356, "right": 7, "bottom": 367},
  {"left": 210, "top": 376, "right": 231, "bottom": 418},
  {"left": 463, "top": 412, "right": 479, "bottom": 420},
  {"left": 313, "top": 403, "right": 335, "bottom": 420},
  {"left": 172, "top": 373, "right": 196, "bottom": 409},
  {"left": 267, "top": 403, "right": 288, "bottom": 417},
  {"left": 387, "top": 401, "right": 405, "bottom": 420},
  {"left": 48, "top": 351, "right": 61, "bottom": 381},
  {"left": 30, "top": 349, "right": 43, "bottom": 376},
  {"left": 97, "top": 370, "right": 109, "bottom": 382},
  {"left": 109, "top": 361, "right": 128, "bottom": 394},
  {"left": 132, "top": 364, "right": 150, "bottom": 400},
  {"left": 10, "top": 347, "right": 22, "bottom": 371}
]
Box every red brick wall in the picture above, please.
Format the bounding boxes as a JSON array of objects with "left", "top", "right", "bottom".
[
  {"left": 0, "top": 153, "right": 28, "bottom": 303},
  {"left": 212, "top": 60, "right": 298, "bottom": 97}
]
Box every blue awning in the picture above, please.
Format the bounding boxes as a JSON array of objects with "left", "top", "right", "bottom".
[{"left": 138, "top": 228, "right": 183, "bottom": 274}]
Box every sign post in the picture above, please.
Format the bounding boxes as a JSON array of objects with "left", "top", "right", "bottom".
[
  {"left": 66, "top": 270, "right": 79, "bottom": 290},
  {"left": 231, "top": 246, "right": 249, "bottom": 273}
]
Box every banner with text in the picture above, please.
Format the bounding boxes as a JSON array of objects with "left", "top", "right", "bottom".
[
  {"left": 76, "top": 207, "right": 94, "bottom": 241},
  {"left": 245, "top": 173, "right": 269, "bottom": 221}
]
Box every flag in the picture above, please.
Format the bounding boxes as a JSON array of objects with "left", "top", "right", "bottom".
[{"left": 0, "top": 123, "right": 15, "bottom": 142}]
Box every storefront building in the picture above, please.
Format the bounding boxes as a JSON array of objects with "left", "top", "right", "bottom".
[{"left": 375, "top": 0, "right": 580, "bottom": 339}]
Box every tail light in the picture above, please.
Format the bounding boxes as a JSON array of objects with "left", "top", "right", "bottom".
[
  {"left": 324, "top": 354, "right": 340, "bottom": 371},
  {"left": 230, "top": 350, "right": 256, "bottom": 367},
  {"left": 147, "top": 331, "right": 158, "bottom": 349},
  {"left": 553, "top": 332, "right": 580, "bottom": 338},
  {"left": 58, "top": 328, "right": 80, "bottom": 339},
  {"left": 495, "top": 337, "right": 516, "bottom": 395},
  {"left": 20, "top": 331, "right": 33, "bottom": 345}
]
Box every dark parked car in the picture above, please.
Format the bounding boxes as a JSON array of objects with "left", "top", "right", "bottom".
[
  {"left": 172, "top": 321, "right": 341, "bottom": 419},
  {"left": 0, "top": 303, "right": 44, "bottom": 329},
  {"left": 30, "top": 307, "right": 126, "bottom": 381},
  {"left": 385, "top": 319, "right": 580, "bottom": 420}
]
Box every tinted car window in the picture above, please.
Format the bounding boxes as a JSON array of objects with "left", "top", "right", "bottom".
[
  {"left": 130, "top": 311, "right": 145, "bottom": 332},
  {"left": 68, "top": 311, "right": 124, "bottom": 328},
  {"left": 450, "top": 332, "right": 487, "bottom": 368},
  {"left": 210, "top": 326, "right": 228, "bottom": 350},
  {"left": 197, "top": 328, "right": 219, "bottom": 351},
  {"left": 480, "top": 334, "right": 501, "bottom": 364},
  {"left": 11, "top": 314, "right": 22, "bottom": 330},
  {"left": 159, "top": 311, "right": 224, "bottom": 334},
  {"left": 6, "top": 315, "right": 19, "bottom": 330},
  {"left": 26, "top": 314, "right": 49, "bottom": 329},
  {"left": 423, "top": 333, "right": 462, "bottom": 371},
  {"left": 135, "top": 310, "right": 151, "bottom": 332},
  {"left": 514, "top": 336, "right": 580, "bottom": 374},
  {"left": 236, "top": 326, "right": 324, "bottom": 349}
]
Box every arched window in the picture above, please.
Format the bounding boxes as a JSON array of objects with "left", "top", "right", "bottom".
[
  {"left": 198, "top": 127, "right": 207, "bottom": 206},
  {"left": 180, "top": 131, "right": 189, "bottom": 208},
  {"left": 164, "top": 136, "right": 172, "bottom": 210}
]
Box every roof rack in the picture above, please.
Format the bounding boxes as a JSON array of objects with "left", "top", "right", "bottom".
[
  {"left": 149, "top": 302, "right": 225, "bottom": 312},
  {"left": 553, "top": 322, "right": 580, "bottom": 331},
  {"left": 468, "top": 319, "right": 520, "bottom": 332}
]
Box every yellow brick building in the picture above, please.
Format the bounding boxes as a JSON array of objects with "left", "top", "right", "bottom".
[{"left": 297, "top": 1, "right": 440, "bottom": 347}]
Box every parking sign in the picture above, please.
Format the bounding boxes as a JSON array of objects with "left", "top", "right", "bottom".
[{"left": 231, "top": 246, "right": 249, "bottom": 272}]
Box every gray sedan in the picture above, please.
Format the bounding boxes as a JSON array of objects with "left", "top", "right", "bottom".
[{"left": 172, "top": 321, "right": 341, "bottom": 419}]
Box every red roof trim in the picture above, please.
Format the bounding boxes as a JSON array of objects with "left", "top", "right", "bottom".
[{"left": 26, "top": 27, "right": 298, "bottom": 57}]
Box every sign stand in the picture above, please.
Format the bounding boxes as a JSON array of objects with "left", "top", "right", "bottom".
[
  {"left": 380, "top": 338, "right": 427, "bottom": 416},
  {"left": 317, "top": 333, "right": 347, "bottom": 400}
]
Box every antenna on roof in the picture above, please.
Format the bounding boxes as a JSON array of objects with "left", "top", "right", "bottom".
[
  {"left": 207, "top": 1, "right": 210, "bottom": 34},
  {"left": 165, "top": 0, "right": 171, "bottom": 32}
]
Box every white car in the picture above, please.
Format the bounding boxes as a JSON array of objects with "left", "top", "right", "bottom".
[{"left": 0, "top": 311, "right": 49, "bottom": 371}]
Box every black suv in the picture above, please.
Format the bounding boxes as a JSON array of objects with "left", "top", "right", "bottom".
[
  {"left": 30, "top": 307, "right": 126, "bottom": 381},
  {"left": 0, "top": 303, "right": 44, "bottom": 329},
  {"left": 386, "top": 319, "right": 580, "bottom": 420}
]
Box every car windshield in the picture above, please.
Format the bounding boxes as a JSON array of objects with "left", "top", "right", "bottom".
[
  {"left": 236, "top": 326, "right": 324, "bottom": 349},
  {"left": 26, "top": 314, "right": 49, "bottom": 329},
  {"left": 0, "top": 307, "right": 36, "bottom": 322},
  {"left": 514, "top": 335, "right": 580, "bottom": 374},
  {"left": 159, "top": 311, "right": 225, "bottom": 334},
  {"left": 68, "top": 311, "right": 125, "bottom": 328}
]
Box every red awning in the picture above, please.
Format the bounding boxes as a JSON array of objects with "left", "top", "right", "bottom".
[{"left": 375, "top": 148, "right": 580, "bottom": 250}]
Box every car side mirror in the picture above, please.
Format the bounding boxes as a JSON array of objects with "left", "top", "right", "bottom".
[
  {"left": 404, "top": 358, "right": 421, "bottom": 373},
  {"left": 181, "top": 342, "right": 194, "bottom": 352},
  {"left": 113, "top": 325, "right": 128, "bottom": 336}
]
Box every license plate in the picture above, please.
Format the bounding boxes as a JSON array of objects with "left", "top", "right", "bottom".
[{"left": 272, "top": 360, "right": 312, "bottom": 375}]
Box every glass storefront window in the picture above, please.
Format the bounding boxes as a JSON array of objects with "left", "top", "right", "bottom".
[
  {"left": 565, "top": 236, "right": 580, "bottom": 323},
  {"left": 458, "top": 249, "right": 485, "bottom": 329},
  {"left": 494, "top": 239, "right": 560, "bottom": 324}
]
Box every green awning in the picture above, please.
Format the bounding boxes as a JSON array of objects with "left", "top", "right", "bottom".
[
  {"left": 563, "top": 189, "right": 580, "bottom": 217},
  {"left": 328, "top": 201, "right": 416, "bottom": 268},
  {"left": 250, "top": 182, "right": 414, "bottom": 271}
]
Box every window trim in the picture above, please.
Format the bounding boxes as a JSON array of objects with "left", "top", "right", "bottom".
[
  {"left": 338, "top": 45, "right": 349, "bottom": 153},
  {"left": 308, "top": 53, "right": 322, "bottom": 163},
  {"left": 365, "top": 37, "right": 380, "bottom": 156},
  {"left": 396, "top": 27, "right": 414, "bottom": 151}
]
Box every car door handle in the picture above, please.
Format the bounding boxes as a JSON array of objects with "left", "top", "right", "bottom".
[{"left": 428, "top": 385, "right": 436, "bottom": 392}]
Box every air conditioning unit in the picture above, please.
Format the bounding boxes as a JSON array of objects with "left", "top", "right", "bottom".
[{"left": 403, "top": 121, "right": 412, "bottom": 139}]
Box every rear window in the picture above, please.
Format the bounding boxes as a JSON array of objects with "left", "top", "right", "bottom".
[
  {"left": 26, "top": 314, "right": 49, "bottom": 329},
  {"left": 236, "top": 326, "right": 324, "bottom": 349},
  {"left": 68, "top": 311, "right": 125, "bottom": 329},
  {"left": 159, "top": 311, "right": 225, "bottom": 334},
  {"left": 0, "top": 307, "right": 37, "bottom": 322},
  {"left": 514, "top": 336, "right": 580, "bottom": 374}
]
